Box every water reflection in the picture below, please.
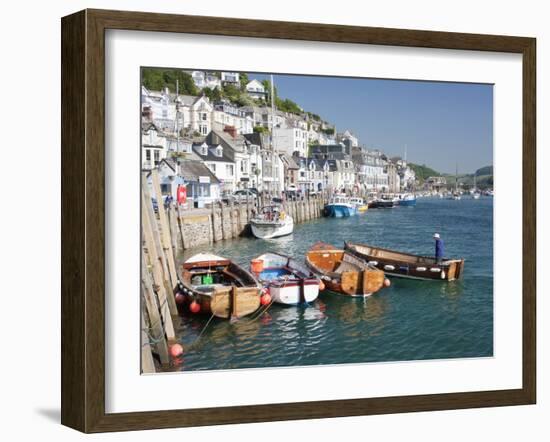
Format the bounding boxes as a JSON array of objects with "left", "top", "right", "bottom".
[{"left": 171, "top": 198, "right": 493, "bottom": 371}]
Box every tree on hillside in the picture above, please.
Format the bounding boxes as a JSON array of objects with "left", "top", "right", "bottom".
[
  {"left": 408, "top": 163, "right": 441, "bottom": 183},
  {"left": 239, "top": 73, "right": 249, "bottom": 91},
  {"left": 142, "top": 68, "right": 198, "bottom": 96},
  {"left": 203, "top": 86, "right": 222, "bottom": 102}
]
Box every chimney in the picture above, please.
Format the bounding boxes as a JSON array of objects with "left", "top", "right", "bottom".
[{"left": 224, "top": 125, "right": 237, "bottom": 139}]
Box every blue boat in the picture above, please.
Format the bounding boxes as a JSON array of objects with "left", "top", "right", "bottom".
[
  {"left": 324, "top": 196, "right": 357, "bottom": 217},
  {"left": 398, "top": 193, "right": 417, "bottom": 206}
]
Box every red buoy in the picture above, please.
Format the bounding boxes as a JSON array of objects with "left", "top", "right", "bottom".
[
  {"left": 383, "top": 278, "right": 391, "bottom": 287},
  {"left": 189, "top": 301, "right": 201, "bottom": 313},
  {"left": 170, "top": 343, "right": 184, "bottom": 358},
  {"left": 175, "top": 293, "right": 185, "bottom": 305},
  {"left": 260, "top": 293, "right": 272, "bottom": 305}
]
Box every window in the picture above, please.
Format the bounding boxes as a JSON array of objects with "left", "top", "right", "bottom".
[
  {"left": 202, "top": 113, "right": 207, "bottom": 121},
  {"left": 145, "top": 150, "right": 151, "bottom": 161},
  {"left": 200, "top": 125, "right": 208, "bottom": 135},
  {"left": 208, "top": 163, "right": 216, "bottom": 173},
  {"left": 154, "top": 150, "right": 160, "bottom": 165},
  {"left": 226, "top": 164, "right": 234, "bottom": 176},
  {"left": 240, "top": 160, "right": 247, "bottom": 173}
]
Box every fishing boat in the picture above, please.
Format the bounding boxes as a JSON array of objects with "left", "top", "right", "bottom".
[
  {"left": 324, "top": 196, "right": 357, "bottom": 217},
  {"left": 250, "top": 252, "right": 321, "bottom": 305},
  {"left": 370, "top": 194, "right": 399, "bottom": 208},
  {"left": 345, "top": 241, "right": 465, "bottom": 281},
  {"left": 305, "top": 242, "right": 389, "bottom": 297},
  {"left": 178, "top": 253, "right": 262, "bottom": 319},
  {"left": 350, "top": 197, "right": 369, "bottom": 213},
  {"left": 250, "top": 205, "right": 293, "bottom": 239},
  {"left": 398, "top": 193, "right": 417, "bottom": 206}
]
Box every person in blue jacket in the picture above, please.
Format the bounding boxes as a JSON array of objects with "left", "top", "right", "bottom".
[{"left": 434, "top": 233, "right": 444, "bottom": 264}]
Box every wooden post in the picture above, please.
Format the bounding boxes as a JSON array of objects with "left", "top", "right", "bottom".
[
  {"left": 219, "top": 200, "right": 227, "bottom": 240},
  {"left": 229, "top": 198, "right": 236, "bottom": 238},
  {"left": 169, "top": 205, "right": 178, "bottom": 258},
  {"left": 211, "top": 200, "right": 218, "bottom": 242},
  {"left": 246, "top": 195, "right": 250, "bottom": 222},
  {"left": 141, "top": 226, "right": 176, "bottom": 341},
  {"left": 150, "top": 170, "right": 179, "bottom": 291},
  {"left": 141, "top": 311, "right": 156, "bottom": 374},
  {"left": 141, "top": 186, "right": 178, "bottom": 317},
  {"left": 176, "top": 204, "right": 186, "bottom": 250}
]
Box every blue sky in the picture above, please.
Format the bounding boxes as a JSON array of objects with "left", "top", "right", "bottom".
[{"left": 251, "top": 72, "right": 493, "bottom": 175}]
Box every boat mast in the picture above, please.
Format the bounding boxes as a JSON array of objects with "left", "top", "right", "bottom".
[
  {"left": 175, "top": 79, "right": 179, "bottom": 162},
  {"left": 270, "top": 74, "right": 276, "bottom": 193},
  {"left": 455, "top": 163, "right": 458, "bottom": 193}
]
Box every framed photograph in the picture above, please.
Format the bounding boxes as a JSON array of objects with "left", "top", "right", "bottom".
[{"left": 61, "top": 9, "right": 536, "bottom": 433}]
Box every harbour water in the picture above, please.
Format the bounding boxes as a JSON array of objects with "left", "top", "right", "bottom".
[{"left": 170, "top": 196, "right": 493, "bottom": 372}]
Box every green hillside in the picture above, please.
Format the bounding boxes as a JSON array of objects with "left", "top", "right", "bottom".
[
  {"left": 408, "top": 163, "right": 440, "bottom": 183},
  {"left": 443, "top": 165, "right": 493, "bottom": 189}
]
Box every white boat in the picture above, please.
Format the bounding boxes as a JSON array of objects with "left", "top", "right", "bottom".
[
  {"left": 251, "top": 252, "right": 321, "bottom": 305},
  {"left": 250, "top": 205, "right": 293, "bottom": 239},
  {"left": 472, "top": 172, "right": 481, "bottom": 199}
]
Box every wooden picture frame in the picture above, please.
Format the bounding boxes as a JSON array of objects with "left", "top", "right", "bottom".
[{"left": 61, "top": 8, "right": 536, "bottom": 433}]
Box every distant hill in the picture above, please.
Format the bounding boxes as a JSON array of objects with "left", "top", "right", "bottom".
[
  {"left": 443, "top": 165, "right": 493, "bottom": 189},
  {"left": 475, "top": 165, "right": 493, "bottom": 176},
  {"left": 408, "top": 163, "right": 441, "bottom": 183}
]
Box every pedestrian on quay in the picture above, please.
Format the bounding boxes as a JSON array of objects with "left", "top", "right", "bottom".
[{"left": 434, "top": 233, "right": 444, "bottom": 264}]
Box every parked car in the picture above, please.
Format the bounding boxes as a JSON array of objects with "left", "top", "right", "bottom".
[{"left": 223, "top": 189, "right": 258, "bottom": 204}]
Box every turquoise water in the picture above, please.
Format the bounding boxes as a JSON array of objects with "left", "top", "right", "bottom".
[{"left": 169, "top": 196, "right": 493, "bottom": 371}]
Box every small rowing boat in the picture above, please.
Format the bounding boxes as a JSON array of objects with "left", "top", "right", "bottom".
[
  {"left": 345, "top": 242, "right": 465, "bottom": 281},
  {"left": 251, "top": 252, "right": 321, "bottom": 305},
  {"left": 305, "top": 242, "right": 389, "bottom": 297},
  {"left": 178, "top": 253, "right": 262, "bottom": 319}
]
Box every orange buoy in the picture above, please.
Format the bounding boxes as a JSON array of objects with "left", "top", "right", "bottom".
[
  {"left": 383, "top": 278, "right": 391, "bottom": 287},
  {"left": 318, "top": 280, "right": 325, "bottom": 291},
  {"left": 170, "top": 343, "right": 184, "bottom": 358},
  {"left": 189, "top": 301, "right": 201, "bottom": 313},
  {"left": 250, "top": 259, "right": 264, "bottom": 274},
  {"left": 260, "top": 293, "right": 272, "bottom": 305}
]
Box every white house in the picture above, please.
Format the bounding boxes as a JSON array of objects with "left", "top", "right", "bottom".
[
  {"left": 141, "top": 86, "right": 176, "bottom": 132},
  {"left": 245, "top": 79, "right": 267, "bottom": 100},
  {"left": 142, "top": 123, "right": 167, "bottom": 170},
  {"left": 206, "top": 129, "right": 258, "bottom": 191},
  {"left": 273, "top": 127, "right": 309, "bottom": 157},
  {"left": 338, "top": 130, "right": 359, "bottom": 148},
  {"left": 221, "top": 72, "right": 240, "bottom": 84},
  {"left": 212, "top": 101, "right": 254, "bottom": 135},
  {"left": 191, "top": 141, "right": 236, "bottom": 193},
  {"left": 191, "top": 71, "right": 221, "bottom": 90}
]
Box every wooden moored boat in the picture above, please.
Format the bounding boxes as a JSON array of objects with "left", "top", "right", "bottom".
[
  {"left": 305, "top": 242, "right": 389, "bottom": 297},
  {"left": 251, "top": 252, "right": 321, "bottom": 305},
  {"left": 178, "top": 253, "right": 262, "bottom": 319},
  {"left": 345, "top": 242, "right": 465, "bottom": 281}
]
